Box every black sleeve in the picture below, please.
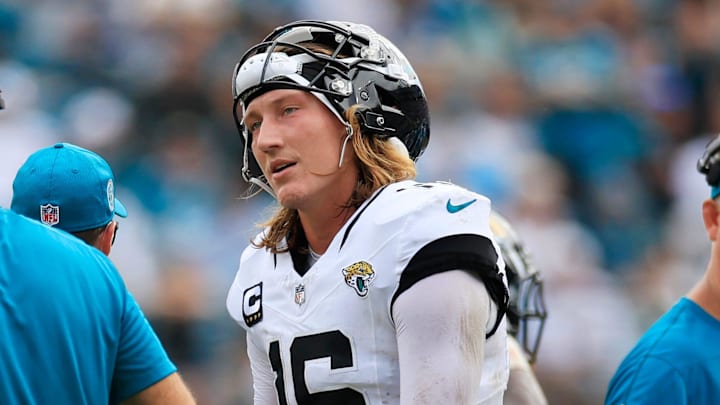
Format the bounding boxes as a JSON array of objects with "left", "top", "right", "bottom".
[{"left": 391, "top": 234, "right": 509, "bottom": 338}]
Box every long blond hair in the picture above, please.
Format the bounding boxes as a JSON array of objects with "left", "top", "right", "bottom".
[{"left": 253, "top": 105, "right": 416, "bottom": 254}]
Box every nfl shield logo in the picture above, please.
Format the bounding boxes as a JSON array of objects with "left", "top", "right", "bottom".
[
  {"left": 40, "top": 204, "right": 60, "bottom": 226},
  {"left": 294, "top": 284, "right": 306, "bottom": 306}
]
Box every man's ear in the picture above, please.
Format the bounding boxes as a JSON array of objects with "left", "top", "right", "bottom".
[
  {"left": 702, "top": 200, "right": 720, "bottom": 241},
  {"left": 96, "top": 221, "right": 116, "bottom": 256}
]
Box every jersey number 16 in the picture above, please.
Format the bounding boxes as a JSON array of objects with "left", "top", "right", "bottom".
[{"left": 268, "top": 330, "right": 367, "bottom": 404}]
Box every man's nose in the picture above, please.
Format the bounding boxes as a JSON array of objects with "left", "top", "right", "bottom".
[{"left": 254, "top": 118, "right": 284, "bottom": 152}]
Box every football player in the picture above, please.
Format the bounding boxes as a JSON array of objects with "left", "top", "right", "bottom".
[
  {"left": 226, "top": 20, "right": 509, "bottom": 404},
  {"left": 489, "top": 211, "right": 548, "bottom": 405}
]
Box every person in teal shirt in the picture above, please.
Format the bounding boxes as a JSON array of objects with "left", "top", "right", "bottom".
[
  {"left": 0, "top": 92, "right": 195, "bottom": 404},
  {"left": 606, "top": 135, "right": 720, "bottom": 404},
  {"left": 0, "top": 207, "right": 196, "bottom": 404}
]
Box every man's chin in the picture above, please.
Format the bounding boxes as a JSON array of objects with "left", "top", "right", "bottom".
[{"left": 276, "top": 188, "right": 305, "bottom": 210}]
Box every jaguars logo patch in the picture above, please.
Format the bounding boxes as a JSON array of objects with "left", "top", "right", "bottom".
[{"left": 342, "top": 261, "right": 375, "bottom": 297}]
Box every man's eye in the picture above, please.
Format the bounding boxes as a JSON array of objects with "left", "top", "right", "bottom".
[
  {"left": 283, "top": 107, "right": 298, "bottom": 115},
  {"left": 248, "top": 120, "right": 261, "bottom": 133}
]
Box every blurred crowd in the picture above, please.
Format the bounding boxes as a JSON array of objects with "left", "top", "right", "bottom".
[{"left": 2, "top": 0, "right": 720, "bottom": 403}]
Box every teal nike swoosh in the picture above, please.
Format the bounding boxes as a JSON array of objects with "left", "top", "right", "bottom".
[{"left": 446, "top": 198, "right": 477, "bottom": 213}]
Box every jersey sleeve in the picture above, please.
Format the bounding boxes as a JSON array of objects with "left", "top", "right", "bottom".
[
  {"left": 605, "top": 357, "right": 687, "bottom": 405},
  {"left": 390, "top": 183, "right": 508, "bottom": 336},
  {"left": 227, "top": 233, "right": 267, "bottom": 329},
  {"left": 393, "top": 270, "right": 492, "bottom": 404},
  {"left": 226, "top": 264, "right": 247, "bottom": 327},
  {"left": 110, "top": 283, "right": 177, "bottom": 403}
]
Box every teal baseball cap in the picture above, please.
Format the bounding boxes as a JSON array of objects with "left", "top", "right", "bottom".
[{"left": 11, "top": 143, "right": 127, "bottom": 232}]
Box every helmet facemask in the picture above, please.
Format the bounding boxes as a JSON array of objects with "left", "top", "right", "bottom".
[
  {"left": 489, "top": 211, "right": 548, "bottom": 364},
  {"left": 506, "top": 264, "right": 547, "bottom": 364}
]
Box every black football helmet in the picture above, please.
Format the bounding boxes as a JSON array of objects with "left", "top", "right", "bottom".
[
  {"left": 697, "top": 134, "right": 720, "bottom": 190},
  {"left": 231, "top": 20, "right": 430, "bottom": 196},
  {"left": 489, "top": 211, "right": 548, "bottom": 364}
]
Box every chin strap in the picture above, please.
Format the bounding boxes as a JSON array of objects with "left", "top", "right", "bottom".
[
  {"left": 338, "top": 123, "right": 354, "bottom": 168},
  {"left": 241, "top": 176, "right": 277, "bottom": 200}
]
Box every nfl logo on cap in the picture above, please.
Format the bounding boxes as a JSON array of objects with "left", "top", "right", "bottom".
[{"left": 40, "top": 204, "right": 60, "bottom": 226}]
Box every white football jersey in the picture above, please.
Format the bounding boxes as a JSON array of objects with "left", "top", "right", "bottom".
[{"left": 227, "top": 180, "right": 509, "bottom": 404}]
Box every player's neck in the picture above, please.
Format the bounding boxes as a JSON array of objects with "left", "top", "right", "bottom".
[
  {"left": 687, "top": 267, "right": 720, "bottom": 321},
  {"left": 299, "top": 206, "right": 356, "bottom": 255}
]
